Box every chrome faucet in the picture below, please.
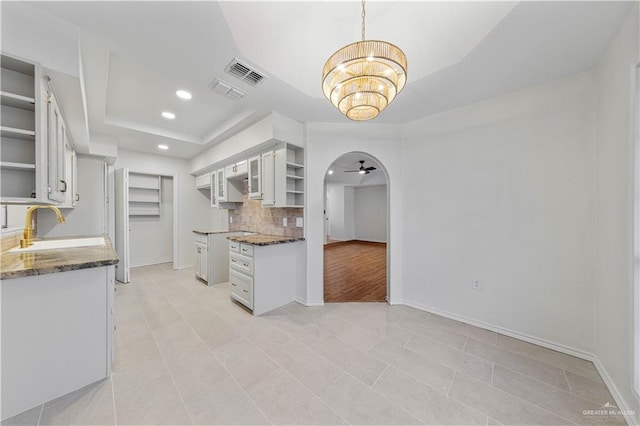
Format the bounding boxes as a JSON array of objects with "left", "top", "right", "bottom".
[{"left": 20, "top": 205, "right": 65, "bottom": 248}]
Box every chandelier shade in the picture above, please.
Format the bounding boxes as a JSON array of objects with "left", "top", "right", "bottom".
[{"left": 322, "top": 36, "right": 407, "bottom": 121}]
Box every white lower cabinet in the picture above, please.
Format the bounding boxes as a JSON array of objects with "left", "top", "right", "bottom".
[
  {"left": 230, "top": 269, "right": 253, "bottom": 309},
  {"left": 194, "top": 242, "right": 208, "bottom": 282},
  {"left": 1, "top": 266, "right": 115, "bottom": 420},
  {"left": 194, "top": 231, "right": 247, "bottom": 285},
  {"left": 228, "top": 240, "right": 303, "bottom": 315}
]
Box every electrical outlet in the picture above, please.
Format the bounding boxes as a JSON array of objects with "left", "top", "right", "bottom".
[
  {"left": 283, "top": 217, "right": 288, "bottom": 227},
  {"left": 472, "top": 279, "right": 482, "bottom": 291},
  {"left": 229, "top": 216, "right": 233, "bottom": 224},
  {"left": 296, "top": 217, "right": 303, "bottom": 227}
]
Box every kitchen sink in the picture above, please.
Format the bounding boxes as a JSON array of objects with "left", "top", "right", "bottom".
[{"left": 8, "top": 237, "right": 106, "bottom": 253}]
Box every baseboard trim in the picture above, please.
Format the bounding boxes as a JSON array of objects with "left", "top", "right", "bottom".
[
  {"left": 303, "top": 299, "right": 325, "bottom": 307},
  {"left": 592, "top": 355, "right": 638, "bottom": 425},
  {"left": 401, "top": 300, "right": 638, "bottom": 423},
  {"left": 401, "top": 300, "right": 593, "bottom": 360}
]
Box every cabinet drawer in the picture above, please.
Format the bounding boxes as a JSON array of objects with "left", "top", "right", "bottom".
[
  {"left": 239, "top": 243, "right": 253, "bottom": 257},
  {"left": 230, "top": 252, "right": 253, "bottom": 276},
  {"left": 195, "top": 234, "right": 208, "bottom": 244},
  {"left": 229, "top": 240, "right": 240, "bottom": 253},
  {"left": 230, "top": 270, "right": 253, "bottom": 309}
]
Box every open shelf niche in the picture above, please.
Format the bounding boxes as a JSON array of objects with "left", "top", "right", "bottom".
[
  {"left": 128, "top": 172, "right": 161, "bottom": 216},
  {"left": 0, "top": 54, "right": 38, "bottom": 200}
]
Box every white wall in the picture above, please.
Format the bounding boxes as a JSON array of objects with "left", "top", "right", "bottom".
[
  {"left": 2, "top": 206, "right": 27, "bottom": 233},
  {"left": 0, "top": 2, "right": 80, "bottom": 77},
  {"left": 325, "top": 183, "right": 355, "bottom": 241},
  {"left": 113, "top": 149, "right": 227, "bottom": 269},
  {"left": 129, "top": 176, "right": 173, "bottom": 267},
  {"left": 401, "top": 71, "right": 597, "bottom": 354},
  {"left": 354, "top": 185, "right": 387, "bottom": 243},
  {"left": 305, "top": 122, "right": 403, "bottom": 305},
  {"left": 593, "top": 4, "right": 639, "bottom": 421},
  {"left": 39, "top": 156, "right": 106, "bottom": 237}
]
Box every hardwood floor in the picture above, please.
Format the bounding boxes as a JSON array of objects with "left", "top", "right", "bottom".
[{"left": 324, "top": 240, "right": 387, "bottom": 302}]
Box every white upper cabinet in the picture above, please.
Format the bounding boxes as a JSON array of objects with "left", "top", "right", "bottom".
[
  {"left": 225, "top": 160, "right": 247, "bottom": 179},
  {"left": 215, "top": 168, "right": 225, "bottom": 202},
  {"left": 0, "top": 54, "right": 45, "bottom": 203},
  {"left": 58, "top": 141, "right": 77, "bottom": 208},
  {"left": 261, "top": 143, "right": 304, "bottom": 208},
  {"left": 261, "top": 150, "right": 275, "bottom": 207},
  {"left": 0, "top": 53, "right": 78, "bottom": 207},
  {"left": 195, "top": 173, "right": 211, "bottom": 189},
  {"left": 46, "top": 90, "right": 66, "bottom": 203},
  {"left": 248, "top": 155, "right": 262, "bottom": 200}
]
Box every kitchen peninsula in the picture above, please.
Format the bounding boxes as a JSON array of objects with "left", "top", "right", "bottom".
[
  {"left": 0, "top": 235, "right": 118, "bottom": 420},
  {"left": 227, "top": 233, "right": 304, "bottom": 315}
]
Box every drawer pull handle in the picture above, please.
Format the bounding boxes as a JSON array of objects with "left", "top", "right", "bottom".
[
  {"left": 231, "top": 259, "right": 237, "bottom": 263},
  {"left": 231, "top": 282, "right": 237, "bottom": 287},
  {"left": 243, "top": 263, "right": 249, "bottom": 267},
  {"left": 243, "top": 289, "right": 249, "bottom": 293},
  {"left": 242, "top": 248, "right": 248, "bottom": 252}
]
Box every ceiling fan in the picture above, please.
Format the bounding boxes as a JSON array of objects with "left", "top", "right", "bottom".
[{"left": 345, "top": 160, "right": 377, "bottom": 175}]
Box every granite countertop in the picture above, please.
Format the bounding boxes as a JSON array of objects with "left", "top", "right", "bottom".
[
  {"left": 193, "top": 229, "right": 253, "bottom": 235},
  {"left": 227, "top": 234, "right": 305, "bottom": 246},
  {"left": 1, "top": 235, "right": 119, "bottom": 280}
]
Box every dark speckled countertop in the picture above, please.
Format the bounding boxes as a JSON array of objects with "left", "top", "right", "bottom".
[
  {"left": 1, "top": 235, "right": 119, "bottom": 280},
  {"left": 193, "top": 229, "right": 253, "bottom": 235},
  {"left": 226, "top": 234, "right": 305, "bottom": 246}
]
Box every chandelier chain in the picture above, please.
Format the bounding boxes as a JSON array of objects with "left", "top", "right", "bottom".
[{"left": 361, "top": 0, "right": 366, "bottom": 41}]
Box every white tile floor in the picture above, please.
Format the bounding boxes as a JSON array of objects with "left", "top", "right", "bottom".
[{"left": 3, "top": 263, "right": 626, "bottom": 425}]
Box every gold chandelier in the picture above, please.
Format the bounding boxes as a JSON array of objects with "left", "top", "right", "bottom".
[{"left": 322, "top": 0, "right": 408, "bottom": 121}]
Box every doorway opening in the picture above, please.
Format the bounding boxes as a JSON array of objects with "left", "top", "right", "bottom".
[
  {"left": 323, "top": 152, "right": 389, "bottom": 303},
  {"left": 114, "top": 169, "right": 177, "bottom": 283}
]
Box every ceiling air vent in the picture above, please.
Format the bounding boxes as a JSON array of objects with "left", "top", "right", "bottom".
[
  {"left": 224, "top": 58, "right": 267, "bottom": 87},
  {"left": 209, "top": 78, "right": 246, "bottom": 100}
]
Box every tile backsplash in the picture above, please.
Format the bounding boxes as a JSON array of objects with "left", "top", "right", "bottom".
[{"left": 229, "top": 182, "right": 303, "bottom": 238}]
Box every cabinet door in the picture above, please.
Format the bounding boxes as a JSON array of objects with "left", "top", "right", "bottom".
[
  {"left": 248, "top": 156, "right": 262, "bottom": 200},
  {"left": 230, "top": 270, "right": 253, "bottom": 309},
  {"left": 261, "top": 151, "right": 275, "bottom": 206},
  {"left": 47, "top": 93, "right": 66, "bottom": 203},
  {"left": 225, "top": 164, "right": 235, "bottom": 179},
  {"left": 195, "top": 244, "right": 202, "bottom": 278},
  {"left": 200, "top": 244, "right": 208, "bottom": 282},
  {"left": 70, "top": 150, "right": 78, "bottom": 207},
  {"left": 210, "top": 171, "right": 217, "bottom": 207},
  {"left": 234, "top": 160, "right": 247, "bottom": 176},
  {"left": 216, "top": 169, "right": 225, "bottom": 201}
]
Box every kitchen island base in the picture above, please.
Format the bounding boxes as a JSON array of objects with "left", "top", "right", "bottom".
[{"left": 229, "top": 239, "right": 304, "bottom": 316}]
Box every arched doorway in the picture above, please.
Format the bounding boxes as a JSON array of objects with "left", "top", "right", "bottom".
[{"left": 323, "top": 152, "right": 390, "bottom": 303}]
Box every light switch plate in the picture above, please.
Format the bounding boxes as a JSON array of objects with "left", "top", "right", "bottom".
[
  {"left": 283, "top": 217, "right": 288, "bottom": 227},
  {"left": 296, "top": 217, "right": 303, "bottom": 227}
]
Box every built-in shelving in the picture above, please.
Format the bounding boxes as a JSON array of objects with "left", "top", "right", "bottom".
[
  {"left": 1, "top": 54, "right": 39, "bottom": 202},
  {"left": 128, "top": 173, "right": 161, "bottom": 216},
  {"left": 0, "top": 91, "right": 35, "bottom": 111},
  {"left": 284, "top": 145, "right": 304, "bottom": 207},
  {"left": 0, "top": 161, "right": 36, "bottom": 170}
]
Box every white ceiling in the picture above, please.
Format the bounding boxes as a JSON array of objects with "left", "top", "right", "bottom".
[
  {"left": 7, "top": 1, "right": 635, "bottom": 159},
  {"left": 326, "top": 152, "right": 387, "bottom": 186}
]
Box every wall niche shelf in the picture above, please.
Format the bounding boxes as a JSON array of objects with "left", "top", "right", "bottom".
[{"left": 128, "top": 172, "right": 161, "bottom": 217}]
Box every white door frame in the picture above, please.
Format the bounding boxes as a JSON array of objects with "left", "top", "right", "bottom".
[
  {"left": 322, "top": 151, "right": 391, "bottom": 302},
  {"left": 109, "top": 167, "right": 179, "bottom": 271}
]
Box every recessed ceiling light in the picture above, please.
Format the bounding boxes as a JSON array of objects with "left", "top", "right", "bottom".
[
  {"left": 176, "top": 90, "right": 192, "bottom": 100},
  {"left": 161, "top": 111, "right": 175, "bottom": 119},
  {"left": 158, "top": 144, "right": 169, "bottom": 150},
  {"left": 328, "top": 170, "right": 333, "bottom": 175}
]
